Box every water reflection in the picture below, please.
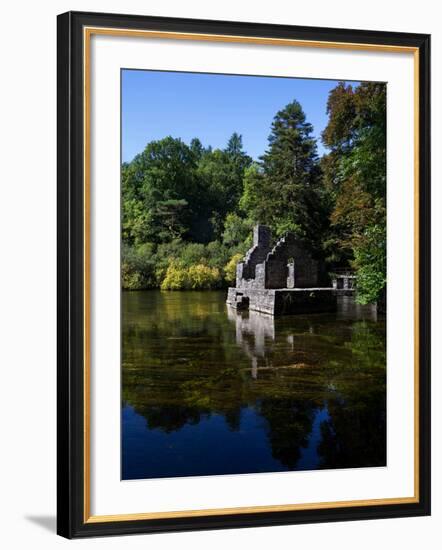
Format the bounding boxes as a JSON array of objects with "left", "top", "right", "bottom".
[
  {"left": 226, "top": 307, "right": 275, "bottom": 378},
  {"left": 122, "top": 291, "right": 386, "bottom": 479},
  {"left": 337, "top": 295, "right": 378, "bottom": 321}
]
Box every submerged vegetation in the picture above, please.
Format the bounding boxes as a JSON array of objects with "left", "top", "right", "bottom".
[
  {"left": 122, "top": 291, "right": 386, "bottom": 477},
  {"left": 122, "top": 82, "right": 387, "bottom": 304}
]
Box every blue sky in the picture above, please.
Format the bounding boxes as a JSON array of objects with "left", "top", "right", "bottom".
[{"left": 122, "top": 70, "right": 360, "bottom": 163}]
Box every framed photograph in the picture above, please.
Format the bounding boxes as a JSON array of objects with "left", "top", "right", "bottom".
[{"left": 57, "top": 11, "right": 431, "bottom": 538}]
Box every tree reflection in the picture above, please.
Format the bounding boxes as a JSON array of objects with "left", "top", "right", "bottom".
[
  {"left": 318, "top": 393, "right": 386, "bottom": 469},
  {"left": 122, "top": 291, "right": 386, "bottom": 475},
  {"left": 258, "top": 398, "right": 316, "bottom": 468}
]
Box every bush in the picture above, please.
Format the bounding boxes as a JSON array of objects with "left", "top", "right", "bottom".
[
  {"left": 224, "top": 253, "right": 243, "bottom": 285},
  {"left": 122, "top": 237, "right": 248, "bottom": 290},
  {"left": 160, "top": 263, "right": 220, "bottom": 290},
  {"left": 121, "top": 243, "right": 156, "bottom": 290},
  {"left": 179, "top": 242, "right": 207, "bottom": 267},
  {"left": 121, "top": 267, "right": 145, "bottom": 290},
  {"left": 187, "top": 264, "right": 220, "bottom": 289},
  {"left": 160, "top": 263, "right": 189, "bottom": 290},
  {"left": 205, "top": 241, "right": 230, "bottom": 269},
  {"left": 222, "top": 212, "right": 253, "bottom": 248}
]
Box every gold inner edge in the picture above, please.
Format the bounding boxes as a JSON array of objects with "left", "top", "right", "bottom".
[{"left": 82, "top": 26, "right": 420, "bottom": 524}]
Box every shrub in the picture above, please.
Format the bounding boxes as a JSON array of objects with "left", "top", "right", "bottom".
[
  {"left": 222, "top": 212, "right": 253, "bottom": 248},
  {"left": 224, "top": 253, "right": 243, "bottom": 285},
  {"left": 205, "top": 241, "right": 230, "bottom": 269},
  {"left": 179, "top": 242, "right": 207, "bottom": 267},
  {"left": 122, "top": 236, "right": 249, "bottom": 290},
  {"left": 121, "top": 243, "right": 156, "bottom": 290},
  {"left": 187, "top": 264, "right": 220, "bottom": 289},
  {"left": 160, "top": 263, "right": 220, "bottom": 290},
  {"left": 121, "top": 267, "right": 145, "bottom": 290},
  {"left": 160, "top": 263, "right": 189, "bottom": 290}
]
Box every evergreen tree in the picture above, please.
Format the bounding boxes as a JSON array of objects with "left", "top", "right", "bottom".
[
  {"left": 121, "top": 88, "right": 386, "bottom": 294},
  {"left": 262, "top": 100, "right": 320, "bottom": 185},
  {"left": 190, "top": 137, "right": 204, "bottom": 160},
  {"left": 241, "top": 100, "right": 327, "bottom": 252},
  {"left": 225, "top": 132, "right": 246, "bottom": 159}
]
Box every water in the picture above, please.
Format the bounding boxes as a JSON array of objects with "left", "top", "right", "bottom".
[{"left": 122, "top": 290, "right": 386, "bottom": 480}]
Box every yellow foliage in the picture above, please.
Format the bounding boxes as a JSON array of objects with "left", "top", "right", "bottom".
[
  {"left": 160, "top": 263, "right": 189, "bottom": 290},
  {"left": 224, "top": 253, "right": 243, "bottom": 285},
  {"left": 161, "top": 263, "right": 220, "bottom": 290},
  {"left": 187, "top": 264, "right": 220, "bottom": 289}
]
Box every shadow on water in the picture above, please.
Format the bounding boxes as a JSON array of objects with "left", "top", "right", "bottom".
[{"left": 122, "top": 291, "right": 386, "bottom": 479}]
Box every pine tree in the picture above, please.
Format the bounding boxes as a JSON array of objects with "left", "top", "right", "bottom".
[
  {"left": 241, "top": 100, "right": 327, "bottom": 251},
  {"left": 262, "top": 100, "right": 320, "bottom": 186}
]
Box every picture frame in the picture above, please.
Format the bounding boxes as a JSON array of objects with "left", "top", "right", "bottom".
[{"left": 57, "top": 10, "right": 431, "bottom": 538}]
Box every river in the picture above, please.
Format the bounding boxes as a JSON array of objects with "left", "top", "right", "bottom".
[{"left": 122, "top": 290, "right": 386, "bottom": 480}]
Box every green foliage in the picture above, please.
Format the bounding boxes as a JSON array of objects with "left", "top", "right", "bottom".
[
  {"left": 222, "top": 212, "right": 253, "bottom": 250},
  {"left": 121, "top": 243, "right": 157, "bottom": 290},
  {"left": 196, "top": 134, "right": 252, "bottom": 239},
  {"left": 263, "top": 100, "right": 320, "bottom": 185},
  {"left": 122, "top": 239, "right": 233, "bottom": 291},
  {"left": 321, "top": 82, "right": 387, "bottom": 302},
  {"left": 240, "top": 101, "right": 329, "bottom": 252},
  {"left": 239, "top": 164, "right": 268, "bottom": 223},
  {"left": 177, "top": 242, "right": 207, "bottom": 267},
  {"left": 122, "top": 86, "right": 386, "bottom": 302},
  {"left": 121, "top": 137, "right": 199, "bottom": 245},
  {"left": 322, "top": 82, "right": 357, "bottom": 152},
  {"left": 204, "top": 240, "right": 231, "bottom": 269},
  {"left": 121, "top": 132, "right": 255, "bottom": 290},
  {"left": 122, "top": 134, "right": 252, "bottom": 247},
  {"left": 352, "top": 223, "right": 386, "bottom": 305}
]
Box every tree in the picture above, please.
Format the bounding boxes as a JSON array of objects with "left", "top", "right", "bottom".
[
  {"left": 262, "top": 101, "right": 320, "bottom": 185},
  {"left": 241, "top": 100, "right": 328, "bottom": 253},
  {"left": 196, "top": 133, "right": 252, "bottom": 239},
  {"left": 121, "top": 137, "right": 207, "bottom": 244},
  {"left": 225, "top": 132, "right": 244, "bottom": 156},
  {"left": 224, "top": 133, "right": 252, "bottom": 210},
  {"left": 222, "top": 212, "right": 253, "bottom": 250},
  {"left": 239, "top": 164, "right": 269, "bottom": 223},
  {"left": 322, "top": 82, "right": 357, "bottom": 154},
  {"left": 321, "top": 82, "right": 387, "bottom": 303},
  {"left": 190, "top": 137, "right": 204, "bottom": 159},
  {"left": 150, "top": 199, "right": 189, "bottom": 242},
  {"left": 121, "top": 133, "right": 253, "bottom": 289}
]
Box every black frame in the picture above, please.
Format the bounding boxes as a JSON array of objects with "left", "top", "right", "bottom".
[{"left": 57, "top": 10, "right": 431, "bottom": 539}]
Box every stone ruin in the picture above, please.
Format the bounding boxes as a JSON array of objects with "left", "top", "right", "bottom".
[
  {"left": 236, "top": 225, "right": 319, "bottom": 289},
  {"left": 226, "top": 225, "right": 336, "bottom": 315}
]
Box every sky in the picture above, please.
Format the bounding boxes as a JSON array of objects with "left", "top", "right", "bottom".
[{"left": 122, "top": 70, "right": 360, "bottom": 163}]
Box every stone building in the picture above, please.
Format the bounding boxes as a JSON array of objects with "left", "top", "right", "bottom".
[
  {"left": 226, "top": 225, "right": 336, "bottom": 315},
  {"left": 330, "top": 268, "right": 356, "bottom": 296}
]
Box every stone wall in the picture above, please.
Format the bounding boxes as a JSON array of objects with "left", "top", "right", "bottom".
[
  {"left": 227, "top": 287, "right": 337, "bottom": 315},
  {"left": 238, "top": 225, "right": 272, "bottom": 281},
  {"left": 235, "top": 225, "right": 320, "bottom": 291}
]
